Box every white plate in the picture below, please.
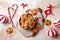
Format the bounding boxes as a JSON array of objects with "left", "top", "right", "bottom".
[{"left": 18, "top": 11, "right": 44, "bottom": 37}]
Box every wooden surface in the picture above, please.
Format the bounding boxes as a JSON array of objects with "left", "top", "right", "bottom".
[{"left": 0, "top": 0, "right": 60, "bottom": 40}]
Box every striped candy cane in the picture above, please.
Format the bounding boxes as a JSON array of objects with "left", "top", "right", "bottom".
[{"left": 8, "top": 4, "right": 18, "bottom": 28}]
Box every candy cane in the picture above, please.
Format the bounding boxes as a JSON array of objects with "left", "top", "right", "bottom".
[
  {"left": 8, "top": 7, "right": 14, "bottom": 28},
  {"left": 12, "top": 4, "right": 18, "bottom": 19},
  {"left": 8, "top": 4, "right": 18, "bottom": 28}
]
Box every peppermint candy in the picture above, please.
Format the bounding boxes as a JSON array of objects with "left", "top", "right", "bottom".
[
  {"left": 53, "top": 19, "right": 60, "bottom": 28},
  {"left": 47, "top": 29, "right": 56, "bottom": 37},
  {"left": 0, "top": 15, "right": 8, "bottom": 23}
]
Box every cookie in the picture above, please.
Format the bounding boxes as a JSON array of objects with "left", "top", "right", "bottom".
[
  {"left": 30, "top": 23, "right": 41, "bottom": 36},
  {"left": 26, "top": 9, "right": 38, "bottom": 15},
  {"left": 45, "top": 20, "right": 51, "bottom": 26},
  {"left": 6, "top": 27, "right": 13, "bottom": 34},
  {"left": 19, "top": 14, "right": 35, "bottom": 30},
  {"left": 26, "top": 8, "right": 42, "bottom": 16}
]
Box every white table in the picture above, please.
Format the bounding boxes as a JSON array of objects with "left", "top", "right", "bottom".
[{"left": 0, "top": 0, "right": 60, "bottom": 40}]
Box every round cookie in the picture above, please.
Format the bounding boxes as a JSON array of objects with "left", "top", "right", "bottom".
[
  {"left": 26, "top": 8, "right": 42, "bottom": 16},
  {"left": 26, "top": 9, "right": 38, "bottom": 15},
  {"left": 30, "top": 23, "right": 41, "bottom": 36},
  {"left": 45, "top": 20, "right": 51, "bottom": 26},
  {"left": 6, "top": 27, "right": 13, "bottom": 34},
  {"left": 19, "top": 14, "right": 35, "bottom": 30}
]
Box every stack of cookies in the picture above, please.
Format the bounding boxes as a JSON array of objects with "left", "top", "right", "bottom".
[{"left": 19, "top": 8, "right": 45, "bottom": 36}]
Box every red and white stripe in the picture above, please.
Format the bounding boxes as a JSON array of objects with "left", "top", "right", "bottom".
[
  {"left": 47, "top": 29, "right": 56, "bottom": 37},
  {"left": 54, "top": 19, "right": 60, "bottom": 28},
  {"left": 8, "top": 4, "right": 18, "bottom": 28},
  {"left": 0, "top": 15, "right": 7, "bottom": 23}
]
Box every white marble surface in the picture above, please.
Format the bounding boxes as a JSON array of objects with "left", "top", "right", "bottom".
[{"left": 0, "top": 0, "right": 60, "bottom": 40}]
